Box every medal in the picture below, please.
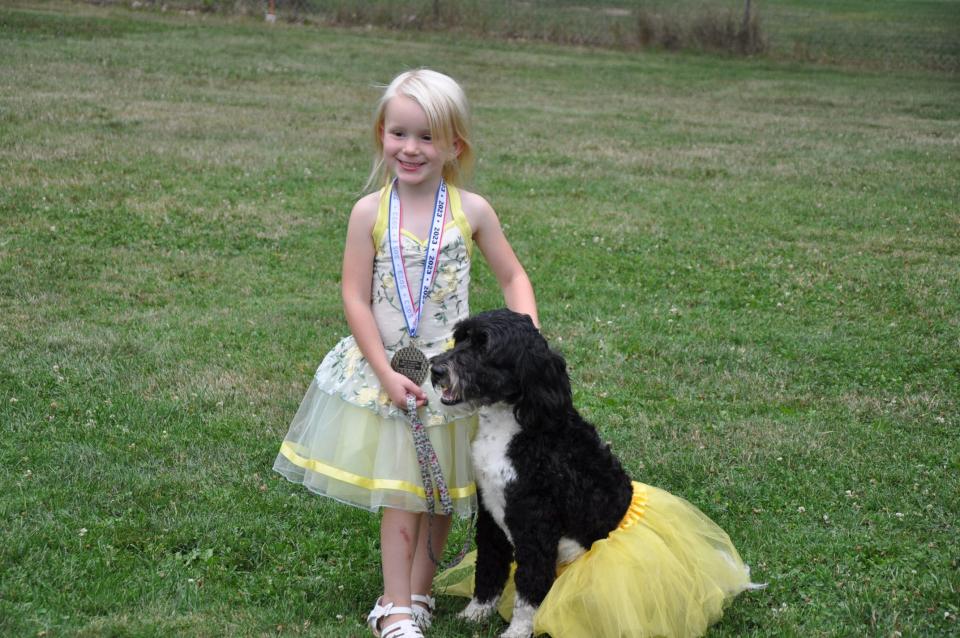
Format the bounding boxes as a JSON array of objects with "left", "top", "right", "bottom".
[
  {"left": 387, "top": 178, "right": 447, "bottom": 385},
  {"left": 391, "top": 344, "right": 429, "bottom": 385}
]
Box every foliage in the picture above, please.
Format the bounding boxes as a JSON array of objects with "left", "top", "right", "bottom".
[{"left": 87, "top": 0, "right": 960, "bottom": 69}]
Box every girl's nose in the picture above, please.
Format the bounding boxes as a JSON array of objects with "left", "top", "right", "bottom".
[{"left": 403, "top": 137, "right": 419, "bottom": 154}]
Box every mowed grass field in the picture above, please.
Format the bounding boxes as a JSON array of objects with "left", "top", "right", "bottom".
[{"left": 2, "top": 1, "right": 959, "bottom": 636}]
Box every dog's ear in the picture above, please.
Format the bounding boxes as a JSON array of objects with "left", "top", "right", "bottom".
[{"left": 514, "top": 343, "right": 572, "bottom": 428}]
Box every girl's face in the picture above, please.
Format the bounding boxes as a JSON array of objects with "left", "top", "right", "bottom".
[{"left": 381, "top": 95, "right": 455, "bottom": 189}]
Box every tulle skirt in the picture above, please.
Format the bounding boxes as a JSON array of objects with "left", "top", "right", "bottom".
[
  {"left": 436, "top": 482, "right": 761, "bottom": 637},
  {"left": 273, "top": 379, "right": 479, "bottom": 516}
]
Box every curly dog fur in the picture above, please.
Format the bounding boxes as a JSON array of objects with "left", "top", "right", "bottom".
[{"left": 430, "top": 309, "right": 634, "bottom": 638}]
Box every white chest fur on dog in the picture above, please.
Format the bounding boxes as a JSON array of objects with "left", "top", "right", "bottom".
[
  {"left": 472, "top": 403, "right": 519, "bottom": 543},
  {"left": 472, "top": 404, "right": 588, "bottom": 566}
]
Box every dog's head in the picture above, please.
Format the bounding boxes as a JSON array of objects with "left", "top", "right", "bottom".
[{"left": 430, "top": 309, "right": 572, "bottom": 423}]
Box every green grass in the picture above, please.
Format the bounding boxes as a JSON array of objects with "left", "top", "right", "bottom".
[{"left": 2, "top": 1, "right": 959, "bottom": 636}]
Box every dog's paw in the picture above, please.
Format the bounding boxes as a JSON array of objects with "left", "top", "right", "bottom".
[
  {"left": 499, "top": 597, "right": 536, "bottom": 638},
  {"left": 499, "top": 625, "right": 533, "bottom": 638},
  {"left": 458, "top": 598, "right": 497, "bottom": 623}
]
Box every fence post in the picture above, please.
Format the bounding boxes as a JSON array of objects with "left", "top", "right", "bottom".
[{"left": 739, "top": 0, "right": 754, "bottom": 52}]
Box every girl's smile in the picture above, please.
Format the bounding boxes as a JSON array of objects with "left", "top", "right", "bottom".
[{"left": 398, "top": 159, "right": 425, "bottom": 172}]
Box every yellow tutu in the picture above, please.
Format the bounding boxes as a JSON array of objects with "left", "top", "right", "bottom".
[{"left": 436, "top": 482, "right": 760, "bottom": 637}]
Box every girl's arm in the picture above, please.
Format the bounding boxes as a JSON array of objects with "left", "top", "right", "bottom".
[
  {"left": 463, "top": 192, "right": 540, "bottom": 328},
  {"left": 342, "top": 194, "right": 428, "bottom": 408}
]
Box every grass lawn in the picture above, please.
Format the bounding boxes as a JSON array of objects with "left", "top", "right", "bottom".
[{"left": 1, "top": 1, "right": 958, "bottom": 636}]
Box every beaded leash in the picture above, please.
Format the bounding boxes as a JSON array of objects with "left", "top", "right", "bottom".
[{"left": 404, "top": 395, "right": 473, "bottom": 569}]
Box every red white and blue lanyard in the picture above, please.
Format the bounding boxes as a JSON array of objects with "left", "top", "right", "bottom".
[{"left": 388, "top": 177, "right": 448, "bottom": 339}]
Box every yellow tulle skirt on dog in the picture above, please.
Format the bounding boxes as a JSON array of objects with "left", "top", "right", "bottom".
[{"left": 436, "top": 481, "right": 761, "bottom": 638}]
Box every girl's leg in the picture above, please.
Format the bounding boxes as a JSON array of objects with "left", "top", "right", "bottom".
[
  {"left": 410, "top": 512, "right": 452, "bottom": 597},
  {"left": 379, "top": 508, "right": 421, "bottom": 629}
]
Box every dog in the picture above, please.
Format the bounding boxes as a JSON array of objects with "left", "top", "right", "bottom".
[{"left": 429, "top": 309, "right": 635, "bottom": 638}]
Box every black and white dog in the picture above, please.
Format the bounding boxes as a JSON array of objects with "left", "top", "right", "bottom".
[{"left": 430, "top": 309, "right": 634, "bottom": 638}]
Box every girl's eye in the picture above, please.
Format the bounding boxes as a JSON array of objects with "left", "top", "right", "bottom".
[{"left": 421, "top": 135, "right": 432, "bottom": 142}]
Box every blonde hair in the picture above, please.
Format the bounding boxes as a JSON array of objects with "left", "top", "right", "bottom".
[{"left": 366, "top": 69, "right": 474, "bottom": 191}]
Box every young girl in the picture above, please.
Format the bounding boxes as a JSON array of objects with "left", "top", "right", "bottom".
[{"left": 273, "top": 69, "right": 538, "bottom": 638}]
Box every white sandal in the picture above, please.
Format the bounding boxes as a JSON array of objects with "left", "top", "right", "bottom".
[
  {"left": 411, "top": 594, "right": 436, "bottom": 630},
  {"left": 367, "top": 598, "right": 425, "bottom": 638}
]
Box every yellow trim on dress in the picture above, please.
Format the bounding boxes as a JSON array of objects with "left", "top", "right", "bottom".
[
  {"left": 372, "top": 186, "right": 390, "bottom": 250},
  {"left": 372, "top": 184, "right": 473, "bottom": 257},
  {"left": 279, "top": 441, "right": 477, "bottom": 500},
  {"left": 447, "top": 185, "right": 474, "bottom": 257}
]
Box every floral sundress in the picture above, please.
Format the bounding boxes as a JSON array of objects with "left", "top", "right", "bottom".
[{"left": 273, "top": 184, "right": 479, "bottom": 515}]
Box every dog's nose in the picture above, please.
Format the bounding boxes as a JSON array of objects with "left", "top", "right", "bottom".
[{"left": 430, "top": 363, "right": 446, "bottom": 378}]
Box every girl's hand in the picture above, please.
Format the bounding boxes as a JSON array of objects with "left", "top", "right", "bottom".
[{"left": 382, "top": 370, "right": 428, "bottom": 409}]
